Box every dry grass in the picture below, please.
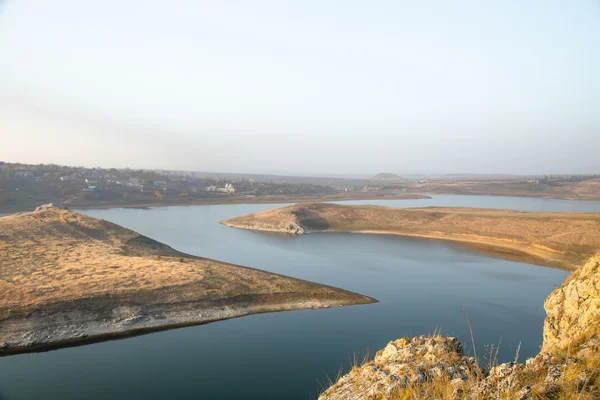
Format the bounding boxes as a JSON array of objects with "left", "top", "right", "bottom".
[
  {"left": 0, "top": 208, "right": 373, "bottom": 318},
  {"left": 404, "top": 178, "right": 600, "bottom": 201},
  {"left": 324, "top": 333, "right": 600, "bottom": 400},
  {"left": 224, "top": 203, "right": 600, "bottom": 269}
]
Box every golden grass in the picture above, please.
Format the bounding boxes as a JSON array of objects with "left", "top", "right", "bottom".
[{"left": 0, "top": 208, "right": 373, "bottom": 318}]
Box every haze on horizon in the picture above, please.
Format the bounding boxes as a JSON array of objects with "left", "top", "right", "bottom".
[{"left": 1, "top": 0, "right": 599, "bottom": 176}]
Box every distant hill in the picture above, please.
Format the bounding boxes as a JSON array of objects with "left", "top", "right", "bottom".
[{"left": 372, "top": 173, "right": 405, "bottom": 180}]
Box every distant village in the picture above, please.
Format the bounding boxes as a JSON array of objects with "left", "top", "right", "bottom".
[
  {"left": 3, "top": 161, "right": 597, "bottom": 212},
  {"left": 0, "top": 161, "right": 343, "bottom": 210}
]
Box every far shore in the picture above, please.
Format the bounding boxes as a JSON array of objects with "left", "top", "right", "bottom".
[
  {"left": 4, "top": 187, "right": 600, "bottom": 215},
  {"left": 221, "top": 203, "right": 600, "bottom": 270},
  {"left": 0, "top": 192, "right": 429, "bottom": 214}
]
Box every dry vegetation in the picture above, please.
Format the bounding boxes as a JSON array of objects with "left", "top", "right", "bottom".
[
  {"left": 222, "top": 203, "right": 600, "bottom": 270},
  {"left": 0, "top": 206, "right": 374, "bottom": 352},
  {"left": 327, "top": 337, "right": 600, "bottom": 400},
  {"left": 404, "top": 178, "right": 600, "bottom": 201}
]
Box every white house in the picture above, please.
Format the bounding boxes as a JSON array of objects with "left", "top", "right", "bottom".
[{"left": 221, "top": 183, "right": 235, "bottom": 193}]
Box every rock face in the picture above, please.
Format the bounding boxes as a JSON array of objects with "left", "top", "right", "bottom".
[
  {"left": 34, "top": 203, "right": 68, "bottom": 212},
  {"left": 222, "top": 220, "right": 306, "bottom": 235},
  {"left": 543, "top": 253, "right": 600, "bottom": 353},
  {"left": 320, "top": 253, "right": 600, "bottom": 400},
  {"left": 319, "top": 336, "right": 480, "bottom": 399}
]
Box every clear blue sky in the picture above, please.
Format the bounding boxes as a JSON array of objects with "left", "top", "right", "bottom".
[{"left": 1, "top": 0, "right": 599, "bottom": 175}]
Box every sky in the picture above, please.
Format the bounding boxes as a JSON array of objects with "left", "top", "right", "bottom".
[{"left": 0, "top": 0, "right": 599, "bottom": 176}]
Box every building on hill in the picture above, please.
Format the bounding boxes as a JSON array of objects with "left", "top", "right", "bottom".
[
  {"left": 221, "top": 183, "right": 235, "bottom": 193},
  {"left": 204, "top": 183, "right": 235, "bottom": 193}
]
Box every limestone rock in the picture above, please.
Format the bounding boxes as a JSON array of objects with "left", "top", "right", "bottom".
[
  {"left": 319, "top": 336, "right": 480, "bottom": 400},
  {"left": 542, "top": 254, "right": 600, "bottom": 353},
  {"left": 34, "top": 203, "right": 68, "bottom": 212}
]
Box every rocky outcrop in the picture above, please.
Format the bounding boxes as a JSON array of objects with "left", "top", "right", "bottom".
[
  {"left": 320, "top": 253, "right": 600, "bottom": 400},
  {"left": 221, "top": 220, "right": 306, "bottom": 235},
  {"left": 34, "top": 203, "right": 68, "bottom": 212},
  {"left": 543, "top": 254, "right": 600, "bottom": 353},
  {"left": 319, "top": 336, "right": 480, "bottom": 399}
]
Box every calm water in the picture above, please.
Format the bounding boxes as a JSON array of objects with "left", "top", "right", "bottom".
[{"left": 2, "top": 194, "right": 597, "bottom": 400}]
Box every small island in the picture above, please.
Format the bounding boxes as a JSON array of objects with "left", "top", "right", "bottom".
[
  {"left": 221, "top": 203, "right": 600, "bottom": 270},
  {"left": 0, "top": 204, "right": 375, "bottom": 355}
]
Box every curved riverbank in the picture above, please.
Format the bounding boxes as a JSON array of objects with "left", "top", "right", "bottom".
[
  {"left": 221, "top": 203, "right": 600, "bottom": 270},
  {"left": 1, "top": 289, "right": 373, "bottom": 356}
]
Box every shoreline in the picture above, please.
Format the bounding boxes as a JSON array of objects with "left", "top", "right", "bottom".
[
  {"left": 222, "top": 222, "right": 572, "bottom": 270},
  {"left": 0, "top": 193, "right": 430, "bottom": 214},
  {"left": 221, "top": 204, "right": 600, "bottom": 271},
  {"left": 0, "top": 291, "right": 376, "bottom": 357},
  {"left": 415, "top": 190, "right": 600, "bottom": 202},
  {"left": 3, "top": 188, "right": 600, "bottom": 215},
  {"left": 324, "top": 230, "right": 573, "bottom": 270}
]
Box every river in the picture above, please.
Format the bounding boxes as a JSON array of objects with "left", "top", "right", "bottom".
[{"left": 2, "top": 195, "right": 599, "bottom": 399}]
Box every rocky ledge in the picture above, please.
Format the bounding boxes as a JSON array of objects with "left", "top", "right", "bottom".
[
  {"left": 34, "top": 203, "right": 68, "bottom": 212},
  {"left": 320, "top": 254, "right": 600, "bottom": 400}
]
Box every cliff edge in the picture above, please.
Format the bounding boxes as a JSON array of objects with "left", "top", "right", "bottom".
[{"left": 319, "top": 254, "right": 600, "bottom": 400}]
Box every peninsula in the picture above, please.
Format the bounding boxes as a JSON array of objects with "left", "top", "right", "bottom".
[
  {"left": 0, "top": 204, "right": 375, "bottom": 355},
  {"left": 221, "top": 203, "right": 600, "bottom": 270}
]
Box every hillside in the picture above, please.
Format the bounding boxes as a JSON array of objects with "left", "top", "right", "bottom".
[
  {"left": 372, "top": 173, "right": 405, "bottom": 180},
  {"left": 0, "top": 204, "right": 375, "bottom": 354},
  {"left": 319, "top": 253, "right": 600, "bottom": 399},
  {"left": 402, "top": 177, "right": 600, "bottom": 201},
  {"left": 222, "top": 203, "right": 600, "bottom": 270}
]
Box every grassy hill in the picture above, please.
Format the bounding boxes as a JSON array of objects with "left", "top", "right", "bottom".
[{"left": 0, "top": 205, "right": 375, "bottom": 354}]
